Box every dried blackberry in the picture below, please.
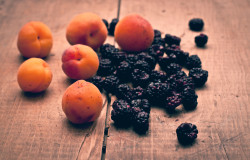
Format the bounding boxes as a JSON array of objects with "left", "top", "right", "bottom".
[
  {"left": 108, "top": 18, "right": 119, "bottom": 36},
  {"left": 131, "top": 69, "right": 150, "bottom": 87},
  {"left": 134, "top": 60, "right": 152, "bottom": 73},
  {"left": 189, "top": 68, "right": 208, "bottom": 87},
  {"left": 189, "top": 18, "right": 204, "bottom": 31},
  {"left": 131, "top": 99, "right": 151, "bottom": 113},
  {"left": 164, "top": 34, "right": 181, "bottom": 46},
  {"left": 186, "top": 55, "right": 202, "bottom": 70},
  {"left": 145, "top": 82, "right": 171, "bottom": 106},
  {"left": 148, "top": 44, "right": 165, "bottom": 60},
  {"left": 158, "top": 54, "right": 177, "bottom": 71},
  {"left": 109, "top": 51, "right": 127, "bottom": 65},
  {"left": 195, "top": 33, "right": 208, "bottom": 47},
  {"left": 103, "top": 75, "right": 120, "bottom": 94},
  {"left": 130, "top": 86, "right": 146, "bottom": 100},
  {"left": 133, "top": 111, "right": 149, "bottom": 134},
  {"left": 164, "top": 63, "right": 182, "bottom": 76},
  {"left": 97, "top": 58, "right": 115, "bottom": 76},
  {"left": 154, "top": 29, "right": 162, "bottom": 38},
  {"left": 138, "top": 52, "right": 156, "bottom": 70},
  {"left": 182, "top": 87, "right": 198, "bottom": 110},
  {"left": 115, "top": 84, "right": 133, "bottom": 101},
  {"left": 102, "top": 19, "right": 109, "bottom": 29},
  {"left": 176, "top": 123, "right": 198, "bottom": 144},
  {"left": 116, "top": 61, "right": 132, "bottom": 82},
  {"left": 149, "top": 70, "right": 167, "bottom": 83},
  {"left": 165, "top": 93, "right": 182, "bottom": 111},
  {"left": 111, "top": 99, "right": 132, "bottom": 126},
  {"left": 86, "top": 75, "right": 104, "bottom": 91}
]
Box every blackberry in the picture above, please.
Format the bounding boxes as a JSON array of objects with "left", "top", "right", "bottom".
[
  {"left": 195, "top": 33, "right": 208, "bottom": 47},
  {"left": 125, "top": 54, "right": 139, "bottom": 68},
  {"left": 146, "top": 82, "right": 171, "bottom": 106},
  {"left": 148, "top": 44, "right": 165, "bottom": 60},
  {"left": 189, "top": 18, "right": 204, "bottom": 31},
  {"left": 164, "top": 63, "right": 182, "bottom": 76},
  {"left": 149, "top": 70, "right": 167, "bottom": 83},
  {"left": 102, "top": 75, "right": 120, "bottom": 94},
  {"left": 176, "top": 123, "right": 198, "bottom": 144},
  {"left": 102, "top": 19, "right": 109, "bottom": 29},
  {"left": 189, "top": 68, "right": 208, "bottom": 87},
  {"left": 116, "top": 61, "right": 132, "bottom": 82},
  {"left": 109, "top": 51, "right": 127, "bottom": 65},
  {"left": 164, "top": 34, "right": 181, "bottom": 46},
  {"left": 86, "top": 75, "right": 104, "bottom": 91},
  {"left": 100, "top": 44, "right": 119, "bottom": 59},
  {"left": 186, "top": 55, "right": 202, "bottom": 70},
  {"left": 154, "top": 29, "right": 162, "bottom": 38},
  {"left": 152, "top": 37, "right": 165, "bottom": 46},
  {"left": 174, "top": 50, "right": 189, "bottom": 66},
  {"left": 131, "top": 69, "right": 150, "bottom": 87},
  {"left": 115, "top": 84, "right": 133, "bottom": 101},
  {"left": 182, "top": 87, "right": 198, "bottom": 110},
  {"left": 97, "top": 58, "right": 115, "bottom": 76},
  {"left": 165, "top": 44, "right": 181, "bottom": 56},
  {"left": 158, "top": 54, "right": 177, "bottom": 70},
  {"left": 130, "top": 86, "right": 146, "bottom": 100},
  {"left": 111, "top": 99, "right": 132, "bottom": 125},
  {"left": 134, "top": 60, "right": 152, "bottom": 73},
  {"left": 133, "top": 111, "right": 149, "bottom": 134},
  {"left": 138, "top": 52, "right": 156, "bottom": 70},
  {"left": 108, "top": 18, "right": 119, "bottom": 36},
  {"left": 176, "top": 76, "right": 195, "bottom": 92},
  {"left": 165, "top": 93, "right": 182, "bottom": 111},
  {"left": 131, "top": 99, "right": 151, "bottom": 113}
]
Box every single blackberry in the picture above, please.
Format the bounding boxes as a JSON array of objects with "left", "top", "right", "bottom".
[
  {"left": 195, "top": 33, "right": 208, "bottom": 47},
  {"left": 189, "top": 18, "right": 204, "bottom": 31},
  {"left": 149, "top": 70, "right": 167, "bottom": 83},
  {"left": 148, "top": 44, "right": 165, "bottom": 60},
  {"left": 86, "top": 75, "right": 104, "bottom": 91},
  {"left": 164, "top": 34, "right": 181, "bottom": 46},
  {"left": 164, "top": 63, "right": 182, "bottom": 76},
  {"left": 125, "top": 54, "right": 139, "bottom": 68},
  {"left": 133, "top": 111, "right": 149, "bottom": 134},
  {"left": 189, "top": 68, "right": 208, "bottom": 87},
  {"left": 109, "top": 51, "right": 127, "bottom": 65},
  {"left": 165, "top": 44, "right": 181, "bottom": 56},
  {"left": 138, "top": 52, "right": 156, "bottom": 70},
  {"left": 176, "top": 123, "right": 198, "bottom": 144},
  {"left": 145, "top": 82, "right": 171, "bottom": 106},
  {"left": 131, "top": 99, "right": 151, "bottom": 113},
  {"left": 97, "top": 58, "right": 115, "bottom": 76},
  {"left": 100, "top": 44, "right": 119, "bottom": 59},
  {"left": 176, "top": 76, "right": 195, "bottom": 92},
  {"left": 134, "top": 60, "right": 152, "bottom": 73},
  {"left": 152, "top": 37, "right": 165, "bottom": 46},
  {"left": 174, "top": 50, "right": 189, "bottom": 66},
  {"left": 131, "top": 69, "right": 150, "bottom": 87},
  {"left": 115, "top": 84, "right": 133, "bottom": 101},
  {"left": 111, "top": 99, "right": 132, "bottom": 126},
  {"left": 108, "top": 18, "right": 119, "bottom": 36},
  {"left": 154, "top": 29, "right": 162, "bottom": 38},
  {"left": 102, "top": 75, "right": 120, "bottom": 94},
  {"left": 102, "top": 19, "right": 109, "bottom": 29},
  {"left": 130, "top": 86, "right": 146, "bottom": 100},
  {"left": 186, "top": 55, "right": 202, "bottom": 70},
  {"left": 182, "top": 87, "right": 198, "bottom": 110},
  {"left": 116, "top": 61, "right": 132, "bottom": 82},
  {"left": 165, "top": 93, "right": 182, "bottom": 112},
  {"left": 158, "top": 54, "right": 177, "bottom": 71}
]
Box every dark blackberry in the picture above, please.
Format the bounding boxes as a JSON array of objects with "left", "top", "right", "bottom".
[
  {"left": 176, "top": 76, "right": 195, "bottom": 92},
  {"left": 148, "top": 44, "right": 165, "bottom": 60},
  {"left": 165, "top": 44, "right": 181, "bottom": 56},
  {"left": 138, "top": 52, "right": 156, "bottom": 70},
  {"left": 182, "top": 87, "right": 198, "bottom": 110},
  {"left": 154, "top": 29, "right": 162, "bottom": 38},
  {"left": 186, "top": 55, "right": 202, "bottom": 70},
  {"left": 152, "top": 37, "right": 165, "bottom": 46},
  {"left": 189, "top": 68, "right": 208, "bottom": 87},
  {"left": 174, "top": 50, "right": 189, "bottom": 66},
  {"left": 116, "top": 61, "right": 132, "bottom": 82},
  {"left": 125, "top": 54, "right": 139, "bottom": 68},
  {"left": 189, "top": 18, "right": 204, "bottom": 31},
  {"left": 102, "top": 75, "right": 120, "bottom": 94},
  {"left": 195, "top": 33, "right": 208, "bottom": 47},
  {"left": 131, "top": 99, "right": 151, "bottom": 113},
  {"left": 164, "top": 63, "right": 182, "bottom": 76},
  {"left": 115, "top": 84, "right": 133, "bottom": 101},
  {"left": 130, "top": 86, "right": 145, "bottom": 100},
  {"left": 158, "top": 54, "right": 177, "bottom": 71},
  {"left": 176, "top": 123, "right": 198, "bottom": 145},
  {"left": 164, "top": 34, "right": 181, "bottom": 46},
  {"left": 165, "top": 93, "right": 182, "bottom": 112},
  {"left": 86, "top": 75, "right": 104, "bottom": 91},
  {"left": 97, "top": 58, "right": 115, "bottom": 76},
  {"left": 108, "top": 18, "right": 119, "bottom": 36},
  {"left": 145, "top": 82, "right": 171, "bottom": 106},
  {"left": 133, "top": 111, "right": 149, "bottom": 134},
  {"left": 111, "top": 99, "right": 132, "bottom": 126},
  {"left": 109, "top": 51, "right": 127, "bottom": 65},
  {"left": 100, "top": 44, "right": 119, "bottom": 59},
  {"left": 134, "top": 60, "right": 152, "bottom": 73},
  {"left": 131, "top": 69, "right": 150, "bottom": 87},
  {"left": 102, "top": 19, "right": 109, "bottom": 29},
  {"left": 149, "top": 70, "right": 167, "bottom": 83}
]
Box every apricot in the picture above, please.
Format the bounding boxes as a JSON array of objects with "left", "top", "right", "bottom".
[
  {"left": 114, "top": 14, "right": 154, "bottom": 52},
  {"left": 62, "top": 44, "right": 99, "bottom": 80},
  {"left": 62, "top": 80, "right": 103, "bottom": 124},
  {"left": 17, "top": 58, "right": 53, "bottom": 93},
  {"left": 66, "top": 12, "right": 108, "bottom": 50},
  {"left": 17, "top": 21, "right": 53, "bottom": 58}
]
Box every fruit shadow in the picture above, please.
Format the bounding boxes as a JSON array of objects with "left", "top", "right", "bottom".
[
  {"left": 176, "top": 139, "right": 197, "bottom": 149},
  {"left": 20, "top": 90, "right": 50, "bottom": 101},
  {"left": 111, "top": 122, "right": 149, "bottom": 137},
  {"left": 65, "top": 78, "right": 77, "bottom": 85},
  {"left": 64, "top": 118, "right": 95, "bottom": 131},
  {"left": 17, "top": 53, "right": 54, "bottom": 64}
]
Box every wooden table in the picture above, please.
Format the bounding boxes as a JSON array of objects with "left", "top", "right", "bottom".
[{"left": 0, "top": 0, "right": 249, "bottom": 159}]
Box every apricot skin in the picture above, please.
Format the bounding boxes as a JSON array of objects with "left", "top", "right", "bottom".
[
  {"left": 17, "top": 58, "right": 53, "bottom": 93},
  {"left": 17, "top": 21, "right": 53, "bottom": 58},
  {"left": 114, "top": 14, "right": 154, "bottom": 52},
  {"left": 62, "top": 44, "right": 99, "bottom": 80},
  {"left": 62, "top": 80, "right": 103, "bottom": 124}
]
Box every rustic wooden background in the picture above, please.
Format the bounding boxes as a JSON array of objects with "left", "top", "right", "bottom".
[{"left": 0, "top": 0, "right": 249, "bottom": 159}]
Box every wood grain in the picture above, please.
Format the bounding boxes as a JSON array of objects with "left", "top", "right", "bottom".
[{"left": 105, "top": 0, "right": 250, "bottom": 160}]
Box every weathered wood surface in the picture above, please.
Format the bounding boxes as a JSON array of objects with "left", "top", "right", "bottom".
[{"left": 0, "top": 0, "right": 249, "bottom": 160}]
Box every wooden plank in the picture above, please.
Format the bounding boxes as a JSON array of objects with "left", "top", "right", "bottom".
[
  {"left": 0, "top": 0, "right": 118, "bottom": 159},
  {"left": 105, "top": 0, "right": 250, "bottom": 159}
]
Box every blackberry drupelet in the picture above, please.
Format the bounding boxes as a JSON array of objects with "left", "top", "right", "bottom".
[
  {"left": 102, "top": 19, "right": 109, "bottom": 29},
  {"left": 133, "top": 111, "right": 150, "bottom": 134},
  {"left": 111, "top": 99, "right": 132, "bottom": 126},
  {"left": 131, "top": 99, "right": 151, "bottom": 113},
  {"left": 186, "top": 55, "right": 202, "bottom": 70},
  {"left": 182, "top": 87, "right": 198, "bottom": 110},
  {"left": 116, "top": 61, "right": 132, "bottom": 82},
  {"left": 130, "top": 86, "right": 146, "bottom": 100},
  {"left": 131, "top": 69, "right": 150, "bottom": 87},
  {"left": 165, "top": 93, "right": 182, "bottom": 111},
  {"left": 108, "top": 18, "right": 119, "bottom": 36},
  {"left": 154, "top": 29, "right": 162, "bottom": 38},
  {"left": 115, "top": 84, "right": 133, "bottom": 101},
  {"left": 189, "top": 18, "right": 204, "bottom": 31},
  {"left": 164, "top": 63, "right": 182, "bottom": 76},
  {"left": 164, "top": 34, "right": 181, "bottom": 46},
  {"left": 176, "top": 123, "right": 198, "bottom": 144},
  {"left": 189, "top": 68, "right": 208, "bottom": 87},
  {"left": 86, "top": 75, "right": 104, "bottom": 92},
  {"left": 134, "top": 60, "right": 152, "bottom": 73},
  {"left": 97, "top": 58, "right": 115, "bottom": 76},
  {"left": 195, "top": 33, "right": 208, "bottom": 47},
  {"left": 102, "top": 75, "right": 120, "bottom": 94},
  {"left": 149, "top": 70, "right": 167, "bottom": 83}
]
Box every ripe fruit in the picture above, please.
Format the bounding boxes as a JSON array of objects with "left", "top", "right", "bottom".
[
  {"left": 62, "top": 44, "right": 99, "bottom": 80},
  {"left": 114, "top": 14, "right": 154, "bottom": 52},
  {"left": 17, "top": 58, "right": 52, "bottom": 93},
  {"left": 17, "top": 21, "right": 53, "bottom": 58},
  {"left": 62, "top": 80, "right": 103, "bottom": 124},
  {"left": 66, "top": 12, "right": 108, "bottom": 50}
]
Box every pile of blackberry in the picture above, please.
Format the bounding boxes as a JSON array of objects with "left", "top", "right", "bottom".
[{"left": 88, "top": 20, "right": 208, "bottom": 137}]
